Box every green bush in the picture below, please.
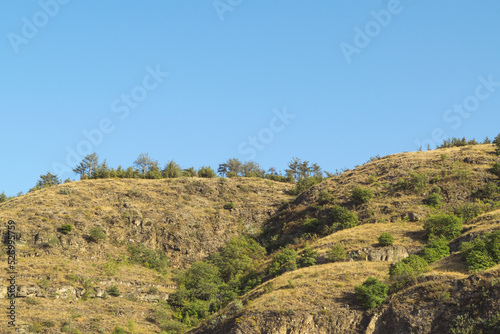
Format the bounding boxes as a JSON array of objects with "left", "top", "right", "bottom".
[
  {"left": 198, "top": 166, "right": 216, "bottom": 178},
  {"left": 328, "top": 205, "right": 359, "bottom": 230},
  {"left": 460, "top": 230, "right": 500, "bottom": 272},
  {"left": 318, "top": 190, "right": 333, "bottom": 204},
  {"left": 475, "top": 182, "right": 500, "bottom": 201},
  {"left": 491, "top": 163, "right": 500, "bottom": 178},
  {"left": 268, "top": 248, "right": 298, "bottom": 277},
  {"left": 420, "top": 237, "right": 450, "bottom": 264},
  {"left": 389, "top": 255, "right": 429, "bottom": 291},
  {"left": 354, "top": 277, "right": 388, "bottom": 309},
  {"left": 424, "top": 214, "right": 463, "bottom": 241},
  {"left": 302, "top": 218, "right": 322, "bottom": 233},
  {"left": 297, "top": 244, "right": 317, "bottom": 268},
  {"left": 351, "top": 186, "right": 374, "bottom": 205},
  {"left": 58, "top": 224, "right": 73, "bottom": 234},
  {"left": 223, "top": 202, "right": 235, "bottom": 210},
  {"left": 326, "top": 244, "right": 346, "bottom": 262},
  {"left": 58, "top": 187, "right": 72, "bottom": 195},
  {"left": 112, "top": 326, "right": 127, "bottom": 334},
  {"left": 88, "top": 226, "right": 106, "bottom": 243},
  {"left": 378, "top": 232, "right": 395, "bottom": 246},
  {"left": 454, "top": 202, "right": 484, "bottom": 222},
  {"left": 425, "top": 193, "right": 442, "bottom": 207},
  {"left": 107, "top": 285, "right": 121, "bottom": 297}
]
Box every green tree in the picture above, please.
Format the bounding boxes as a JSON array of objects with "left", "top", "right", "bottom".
[
  {"left": 34, "top": 172, "right": 60, "bottom": 190},
  {"left": 491, "top": 162, "right": 500, "bottom": 178},
  {"left": 73, "top": 153, "right": 99, "bottom": 179},
  {"left": 241, "top": 161, "right": 265, "bottom": 178},
  {"left": 0, "top": 191, "right": 8, "bottom": 203},
  {"left": 297, "top": 244, "right": 318, "bottom": 268},
  {"left": 355, "top": 277, "right": 388, "bottom": 309},
  {"left": 134, "top": 153, "right": 157, "bottom": 175},
  {"left": 424, "top": 214, "right": 463, "bottom": 240},
  {"left": 163, "top": 160, "right": 183, "bottom": 178},
  {"left": 182, "top": 167, "right": 197, "bottom": 177}
]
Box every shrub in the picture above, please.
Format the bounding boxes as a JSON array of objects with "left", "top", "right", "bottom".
[
  {"left": 112, "top": 326, "right": 127, "bottom": 334},
  {"left": 58, "top": 187, "right": 72, "bottom": 195},
  {"left": 198, "top": 166, "right": 216, "bottom": 178},
  {"left": 420, "top": 237, "right": 450, "bottom": 264},
  {"left": 475, "top": 182, "right": 500, "bottom": 201},
  {"left": 425, "top": 193, "right": 442, "bottom": 207},
  {"left": 491, "top": 163, "right": 500, "bottom": 178},
  {"left": 0, "top": 191, "right": 7, "bottom": 203},
  {"left": 223, "top": 202, "right": 235, "bottom": 210},
  {"left": 58, "top": 224, "right": 73, "bottom": 234},
  {"left": 268, "top": 248, "right": 298, "bottom": 277},
  {"left": 88, "top": 226, "right": 106, "bottom": 243},
  {"left": 454, "top": 202, "right": 484, "bottom": 222},
  {"left": 318, "top": 190, "right": 333, "bottom": 204},
  {"left": 328, "top": 205, "right": 359, "bottom": 230},
  {"left": 460, "top": 230, "right": 500, "bottom": 272},
  {"left": 354, "top": 277, "right": 388, "bottom": 309},
  {"left": 302, "top": 218, "right": 322, "bottom": 233},
  {"left": 424, "top": 214, "right": 463, "bottom": 241},
  {"left": 389, "top": 255, "right": 429, "bottom": 291},
  {"left": 351, "top": 186, "right": 374, "bottom": 205},
  {"left": 326, "top": 244, "right": 346, "bottom": 262},
  {"left": 297, "top": 244, "right": 317, "bottom": 268},
  {"left": 378, "top": 232, "right": 395, "bottom": 246},
  {"left": 107, "top": 285, "right": 121, "bottom": 297}
]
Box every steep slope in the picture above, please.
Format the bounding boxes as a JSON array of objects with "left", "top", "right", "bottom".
[
  {"left": 191, "top": 144, "right": 500, "bottom": 334},
  {"left": 0, "top": 177, "right": 293, "bottom": 333}
]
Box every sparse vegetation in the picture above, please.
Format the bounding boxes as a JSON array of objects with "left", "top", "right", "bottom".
[
  {"left": 326, "top": 244, "right": 346, "bottom": 262},
  {"left": 88, "top": 226, "right": 107, "bottom": 243},
  {"left": 58, "top": 224, "right": 73, "bottom": 234}
]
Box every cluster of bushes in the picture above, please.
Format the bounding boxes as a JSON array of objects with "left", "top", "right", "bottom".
[
  {"left": 268, "top": 244, "right": 318, "bottom": 277},
  {"left": 165, "top": 236, "right": 266, "bottom": 327},
  {"left": 301, "top": 204, "right": 360, "bottom": 237},
  {"left": 355, "top": 277, "right": 389, "bottom": 309},
  {"left": 351, "top": 186, "right": 374, "bottom": 205},
  {"left": 460, "top": 230, "right": 500, "bottom": 272},
  {"left": 387, "top": 214, "right": 459, "bottom": 291}
]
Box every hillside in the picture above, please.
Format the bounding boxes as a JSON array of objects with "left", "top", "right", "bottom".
[
  {"left": 0, "top": 177, "right": 293, "bottom": 333},
  {"left": 1, "top": 144, "right": 500, "bottom": 333}
]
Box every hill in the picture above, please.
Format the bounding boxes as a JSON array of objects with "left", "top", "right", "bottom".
[{"left": 1, "top": 144, "right": 500, "bottom": 333}]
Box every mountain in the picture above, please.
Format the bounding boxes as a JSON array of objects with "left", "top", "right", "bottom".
[{"left": 1, "top": 143, "right": 500, "bottom": 333}]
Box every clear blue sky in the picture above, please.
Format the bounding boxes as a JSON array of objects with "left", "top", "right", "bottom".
[{"left": 1, "top": 1, "right": 499, "bottom": 196}]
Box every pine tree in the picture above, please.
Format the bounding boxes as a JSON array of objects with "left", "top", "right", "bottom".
[
  {"left": 73, "top": 153, "right": 99, "bottom": 179},
  {"left": 134, "top": 153, "right": 157, "bottom": 175}
]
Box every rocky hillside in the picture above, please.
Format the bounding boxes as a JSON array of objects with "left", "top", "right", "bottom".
[
  {"left": 0, "top": 177, "right": 293, "bottom": 333},
  {"left": 190, "top": 144, "right": 500, "bottom": 334},
  {"left": 1, "top": 144, "right": 500, "bottom": 334}
]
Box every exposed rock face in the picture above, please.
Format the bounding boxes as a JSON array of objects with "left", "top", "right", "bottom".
[{"left": 363, "top": 246, "right": 409, "bottom": 262}]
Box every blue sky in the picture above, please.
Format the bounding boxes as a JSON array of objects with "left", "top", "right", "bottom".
[{"left": 1, "top": 1, "right": 499, "bottom": 196}]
